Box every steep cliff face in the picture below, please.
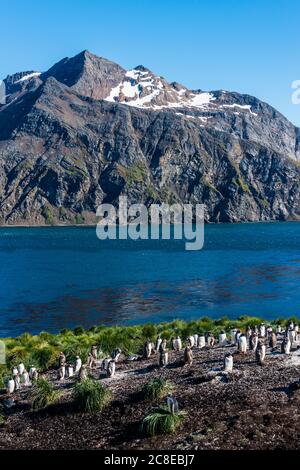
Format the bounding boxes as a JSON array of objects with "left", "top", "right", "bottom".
[{"left": 0, "top": 50, "right": 299, "bottom": 225}]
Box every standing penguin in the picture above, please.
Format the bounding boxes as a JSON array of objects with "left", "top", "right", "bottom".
[
  {"left": 89, "top": 345, "right": 98, "bottom": 368},
  {"left": 159, "top": 340, "right": 169, "bottom": 367},
  {"left": 235, "top": 330, "right": 241, "bottom": 345},
  {"left": 173, "top": 336, "right": 182, "bottom": 351},
  {"left": 198, "top": 334, "right": 206, "bottom": 349},
  {"left": 12, "top": 366, "right": 18, "bottom": 377},
  {"left": 276, "top": 325, "right": 282, "bottom": 334},
  {"left": 238, "top": 334, "right": 247, "bottom": 354},
  {"left": 18, "top": 363, "right": 25, "bottom": 375},
  {"left": 67, "top": 365, "right": 74, "bottom": 378},
  {"left": 223, "top": 353, "right": 233, "bottom": 372},
  {"left": 14, "top": 373, "right": 21, "bottom": 391},
  {"left": 188, "top": 336, "right": 195, "bottom": 348},
  {"left": 259, "top": 324, "right": 266, "bottom": 338},
  {"left": 269, "top": 332, "right": 277, "bottom": 350},
  {"left": 256, "top": 341, "right": 266, "bottom": 366},
  {"left": 246, "top": 326, "right": 252, "bottom": 339},
  {"left": 207, "top": 333, "right": 215, "bottom": 348},
  {"left": 6, "top": 378, "right": 15, "bottom": 395},
  {"left": 155, "top": 335, "right": 162, "bottom": 352},
  {"left": 29, "top": 366, "right": 36, "bottom": 380},
  {"left": 184, "top": 346, "right": 193, "bottom": 366},
  {"left": 193, "top": 334, "right": 199, "bottom": 347},
  {"left": 22, "top": 369, "right": 30, "bottom": 386},
  {"left": 144, "top": 339, "right": 153, "bottom": 358},
  {"left": 58, "top": 365, "right": 66, "bottom": 380},
  {"left": 75, "top": 356, "right": 82, "bottom": 373},
  {"left": 281, "top": 337, "right": 291, "bottom": 354},
  {"left": 230, "top": 328, "right": 237, "bottom": 344},
  {"left": 107, "top": 360, "right": 116, "bottom": 378},
  {"left": 166, "top": 394, "right": 179, "bottom": 413},
  {"left": 249, "top": 333, "right": 258, "bottom": 352},
  {"left": 112, "top": 348, "right": 122, "bottom": 362},
  {"left": 219, "top": 331, "right": 227, "bottom": 346},
  {"left": 32, "top": 369, "right": 38, "bottom": 382},
  {"left": 288, "top": 329, "right": 296, "bottom": 348},
  {"left": 79, "top": 364, "right": 88, "bottom": 381},
  {"left": 58, "top": 352, "right": 66, "bottom": 367}
]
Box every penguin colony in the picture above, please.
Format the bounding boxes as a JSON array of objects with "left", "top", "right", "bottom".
[{"left": 4, "top": 322, "right": 300, "bottom": 398}]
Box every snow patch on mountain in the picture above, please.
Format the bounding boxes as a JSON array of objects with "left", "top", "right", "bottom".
[{"left": 15, "top": 72, "right": 41, "bottom": 83}]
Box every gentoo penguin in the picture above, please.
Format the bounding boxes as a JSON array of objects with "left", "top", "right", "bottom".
[
  {"left": 79, "top": 364, "right": 88, "bottom": 381},
  {"left": 159, "top": 339, "right": 168, "bottom": 353},
  {"left": 207, "top": 333, "right": 215, "bottom": 348},
  {"left": 235, "top": 330, "right": 241, "bottom": 344},
  {"left": 288, "top": 329, "right": 296, "bottom": 347},
  {"left": 22, "top": 370, "right": 30, "bottom": 386},
  {"left": 32, "top": 369, "right": 38, "bottom": 381},
  {"left": 14, "top": 374, "right": 21, "bottom": 390},
  {"left": 6, "top": 378, "right": 15, "bottom": 394},
  {"left": 29, "top": 366, "right": 36, "bottom": 380},
  {"left": 219, "top": 331, "right": 227, "bottom": 346},
  {"left": 184, "top": 345, "right": 193, "bottom": 366},
  {"left": 17, "top": 363, "right": 25, "bottom": 375},
  {"left": 87, "top": 353, "right": 93, "bottom": 368},
  {"left": 112, "top": 348, "right": 122, "bottom": 362},
  {"left": 12, "top": 366, "right": 18, "bottom": 377},
  {"left": 276, "top": 325, "right": 282, "bottom": 334},
  {"left": 198, "top": 334, "right": 206, "bottom": 349},
  {"left": 246, "top": 326, "right": 252, "bottom": 339},
  {"left": 158, "top": 339, "right": 168, "bottom": 366},
  {"left": 269, "top": 332, "right": 277, "bottom": 349},
  {"left": 58, "top": 352, "right": 66, "bottom": 367},
  {"left": 249, "top": 333, "right": 258, "bottom": 352},
  {"left": 230, "top": 328, "right": 237, "bottom": 344},
  {"left": 88, "top": 346, "right": 97, "bottom": 368},
  {"left": 107, "top": 360, "right": 116, "bottom": 378},
  {"left": 166, "top": 394, "right": 179, "bottom": 413},
  {"left": 281, "top": 337, "right": 291, "bottom": 354},
  {"left": 67, "top": 365, "right": 74, "bottom": 378},
  {"left": 238, "top": 334, "right": 247, "bottom": 354},
  {"left": 144, "top": 339, "right": 153, "bottom": 358},
  {"left": 188, "top": 335, "right": 195, "bottom": 348},
  {"left": 173, "top": 336, "right": 182, "bottom": 351},
  {"left": 155, "top": 335, "right": 162, "bottom": 352},
  {"left": 58, "top": 365, "right": 66, "bottom": 380},
  {"left": 256, "top": 341, "right": 266, "bottom": 365},
  {"left": 288, "top": 320, "right": 294, "bottom": 330},
  {"left": 267, "top": 326, "right": 273, "bottom": 336},
  {"left": 259, "top": 324, "right": 266, "bottom": 338},
  {"left": 75, "top": 356, "right": 82, "bottom": 373},
  {"left": 223, "top": 353, "right": 233, "bottom": 372}
]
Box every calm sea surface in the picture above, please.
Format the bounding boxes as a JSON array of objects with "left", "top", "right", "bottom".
[{"left": 0, "top": 222, "right": 300, "bottom": 336}]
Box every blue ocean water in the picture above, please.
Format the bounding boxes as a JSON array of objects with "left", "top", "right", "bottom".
[{"left": 0, "top": 222, "right": 300, "bottom": 336}]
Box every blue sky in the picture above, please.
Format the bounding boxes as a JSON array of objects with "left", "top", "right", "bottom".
[{"left": 1, "top": 0, "right": 300, "bottom": 125}]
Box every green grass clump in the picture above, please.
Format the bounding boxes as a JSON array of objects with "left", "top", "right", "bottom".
[
  {"left": 141, "top": 405, "right": 186, "bottom": 437},
  {"left": 73, "top": 378, "right": 112, "bottom": 413},
  {"left": 31, "top": 377, "right": 59, "bottom": 411},
  {"left": 142, "top": 378, "right": 174, "bottom": 401}
]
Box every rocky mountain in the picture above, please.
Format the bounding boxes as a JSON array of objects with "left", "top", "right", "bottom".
[{"left": 0, "top": 50, "right": 299, "bottom": 225}]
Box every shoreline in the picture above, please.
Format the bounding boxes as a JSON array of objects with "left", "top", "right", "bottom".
[{"left": 1, "top": 219, "right": 300, "bottom": 229}]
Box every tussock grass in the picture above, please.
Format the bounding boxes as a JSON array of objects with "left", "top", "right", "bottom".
[
  {"left": 0, "top": 316, "right": 298, "bottom": 391},
  {"left": 141, "top": 405, "right": 186, "bottom": 436},
  {"left": 73, "top": 378, "right": 112, "bottom": 413},
  {"left": 31, "top": 377, "right": 59, "bottom": 410},
  {"left": 142, "top": 378, "right": 174, "bottom": 401}
]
